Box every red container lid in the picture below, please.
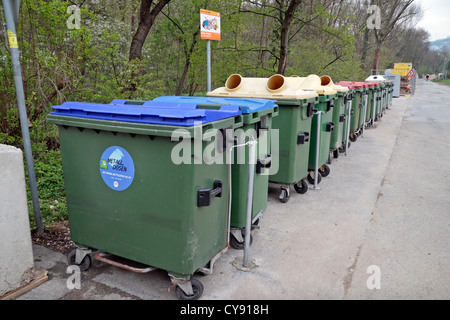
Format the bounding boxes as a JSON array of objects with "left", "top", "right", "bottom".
[
  {"left": 336, "top": 81, "right": 364, "bottom": 89},
  {"left": 353, "top": 82, "right": 370, "bottom": 87}
]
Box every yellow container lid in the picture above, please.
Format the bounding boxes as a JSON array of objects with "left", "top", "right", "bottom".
[
  {"left": 289, "top": 74, "right": 338, "bottom": 95},
  {"left": 320, "top": 75, "right": 349, "bottom": 93},
  {"left": 207, "top": 74, "right": 319, "bottom": 100}
]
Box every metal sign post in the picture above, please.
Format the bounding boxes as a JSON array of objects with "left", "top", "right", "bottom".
[
  {"left": 2, "top": 0, "right": 43, "bottom": 233},
  {"left": 206, "top": 40, "right": 211, "bottom": 92},
  {"left": 361, "top": 92, "right": 368, "bottom": 137},
  {"left": 344, "top": 98, "right": 352, "bottom": 155},
  {"left": 243, "top": 138, "right": 256, "bottom": 268},
  {"left": 200, "top": 9, "right": 220, "bottom": 93},
  {"left": 311, "top": 111, "right": 323, "bottom": 190}
]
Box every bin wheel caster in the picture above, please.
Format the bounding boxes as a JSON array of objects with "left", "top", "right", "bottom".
[
  {"left": 67, "top": 248, "right": 91, "bottom": 271},
  {"left": 279, "top": 187, "right": 290, "bottom": 203},
  {"left": 333, "top": 149, "right": 339, "bottom": 159},
  {"left": 307, "top": 172, "right": 322, "bottom": 185},
  {"left": 294, "top": 179, "right": 308, "bottom": 194},
  {"left": 339, "top": 141, "right": 351, "bottom": 153},
  {"left": 350, "top": 133, "right": 358, "bottom": 142},
  {"left": 176, "top": 278, "right": 203, "bottom": 300},
  {"left": 319, "top": 164, "right": 330, "bottom": 178},
  {"left": 230, "top": 231, "right": 253, "bottom": 250},
  {"left": 251, "top": 218, "right": 260, "bottom": 230}
]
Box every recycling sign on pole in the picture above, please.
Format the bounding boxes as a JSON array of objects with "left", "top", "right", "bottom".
[
  {"left": 200, "top": 9, "right": 221, "bottom": 92},
  {"left": 200, "top": 9, "right": 221, "bottom": 41}
]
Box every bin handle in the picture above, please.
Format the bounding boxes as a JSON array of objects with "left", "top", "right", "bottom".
[
  {"left": 326, "top": 99, "right": 334, "bottom": 112},
  {"left": 256, "top": 115, "right": 269, "bottom": 139},
  {"left": 256, "top": 154, "right": 272, "bottom": 174},
  {"left": 297, "top": 132, "right": 310, "bottom": 145},
  {"left": 326, "top": 122, "right": 335, "bottom": 132},
  {"left": 307, "top": 102, "right": 315, "bottom": 118},
  {"left": 197, "top": 180, "right": 223, "bottom": 207}
]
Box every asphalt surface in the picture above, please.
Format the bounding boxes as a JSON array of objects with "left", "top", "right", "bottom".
[{"left": 17, "top": 79, "right": 450, "bottom": 301}]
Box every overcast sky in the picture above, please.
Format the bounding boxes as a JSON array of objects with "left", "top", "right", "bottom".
[{"left": 415, "top": 0, "right": 450, "bottom": 41}]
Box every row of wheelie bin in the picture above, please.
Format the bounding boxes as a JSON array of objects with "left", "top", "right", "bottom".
[{"left": 47, "top": 73, "right": 393, "bottom": 300}]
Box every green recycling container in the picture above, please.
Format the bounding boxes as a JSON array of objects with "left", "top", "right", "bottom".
[
  {"left": 372, "top": 83, "right": 383, "bottom": 121},
  {"left": 383, "top": 80, "right": 393, "bottom": 108},
  {"left": 365, "top": 82, "right": 378, "bottom": 125},
  {"left": 377, "top": 82, "right": 386, "bottom": 119},
  {"left": 329, "top": 89, "right": 348, "bottom": 156},
  {"left": 318, "top": 76, "right": 349, "bottom": 158},
  {"left": 47, "top": 100, "right": 243, "bottom": 300},
  {"left": 356, "top": 83, "right": 371, "bottom": 131},
  {"left": 336, "top": 82, "right": 365, "bottom": 143},
  {"left": 366, "top": 75, "right": 388, "bottom": 121},
  {"left": 149, "top": 96, "right": 279, "bottom": 249},
  {"left": 207, "top": 73, "right": 319, "bottom": 203},
  {"left": 269, "top": 96, "right": 317, "bottom": 201},
  {"left": 349, "top": 85, "right": 363, "bottom": 140},
  {"left": 307, "top": 93, "right": 336, "bottom": 181}
]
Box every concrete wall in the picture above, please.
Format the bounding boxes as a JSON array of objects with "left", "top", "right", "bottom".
[{"left": 0, "top": 144, "right": 35, "bottom": 296}]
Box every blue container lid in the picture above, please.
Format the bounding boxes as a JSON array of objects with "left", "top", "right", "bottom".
[
  {"left": 150, "top": 96, "right": 277, "bottom": 114},
  {"left": 51, "top": 101, "right": 242, "bottom": 127}
]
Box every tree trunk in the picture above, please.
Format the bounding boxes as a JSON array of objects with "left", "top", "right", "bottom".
[
  {"left": 361, "top": 26, "right": 370, "bottom": 64},
  {"left": 175, "top": 30, "right": 199, "bottom": 96},
  {"left": 277, "top": 0, "right": 302, "bottom": 75},
  {"left": 372, "top": 44, "right": 382, "bottom": 74},
  {"left": 129, "top": 0, "right": 171, "bottom": 61}
]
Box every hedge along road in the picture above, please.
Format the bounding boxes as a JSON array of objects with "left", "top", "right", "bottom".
[{"left": 20, "top": 79, "right": 450, "bottom": 300}]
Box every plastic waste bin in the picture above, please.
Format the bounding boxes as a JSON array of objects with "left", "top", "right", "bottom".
[
  {"left": 336, "top": 81, "right": 370, "bottom": 144},
  {"left": 47, "top": 100, "right": 243, "bottom": 300},
  {"left": 364, "top": 82, "right": 379, "bottom": 127},
  {"left": 147, "top": 96, "right": 278, "bottom": 249},
  {"left": 365, "top": 75, "right": 388, "bottom": 122},
  {"left": 320, "top": 76, "right": 350, "bottom": 159},
  {"left": 384, "top": 80, "right": 394, "bottom": 108},
  {"left": 293, "top": 75, "right": 337, "bottom": 186},
  {"left": 207, "top": 74, "right": 318, "bottom": 203}
]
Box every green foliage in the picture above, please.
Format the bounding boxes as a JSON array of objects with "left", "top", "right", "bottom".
[
  {"left": 26, "top": 150, "right": 68, "bottom": 230},
  {"left": 0, "top": 0, "right": 426, "bottom": 230}
]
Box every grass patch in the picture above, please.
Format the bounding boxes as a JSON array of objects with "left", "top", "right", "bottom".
[{"left": 432, "top": 79, "right": 450, "bottom": 85}]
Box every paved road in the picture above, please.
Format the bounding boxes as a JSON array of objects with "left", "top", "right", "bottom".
[{"left": 19, "top": 79, "right": 450, "bottom": 301}]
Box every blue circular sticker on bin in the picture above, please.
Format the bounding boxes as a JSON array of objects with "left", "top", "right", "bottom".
[{"left": 99, "top": 146, "right": 135, "bottom": 191}]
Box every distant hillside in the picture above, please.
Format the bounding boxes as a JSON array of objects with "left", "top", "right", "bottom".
[{"left": 430, "top": 37, "right": 450, "bottom": 51}]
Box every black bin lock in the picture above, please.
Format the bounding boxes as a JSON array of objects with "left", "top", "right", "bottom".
[
  {"left": 297, "top": 132, "right": 310, "bottom": 145},
  {"left": 344, "top": 94, "right": 353, "bottom": 104},
  {"left": 326, "top": 122, "right": 335, "bottom": 132},
  {"left": 256, "top": 115, "right": 269, "bottom": 138},
  {"left": 339, "top": 114, "right": 346, "bottom": 122},
  {"left": 306, "top": 102, "right": 315, "bottom": 118},
  {"left": 256, "top": 155, "right": 272, "bottom": 174},
  {"left": 197, "top": 180, "right": 223, "bottom": 207},
  {"left": 326, "top": 99, "right": 335, "bottom": 112}
]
